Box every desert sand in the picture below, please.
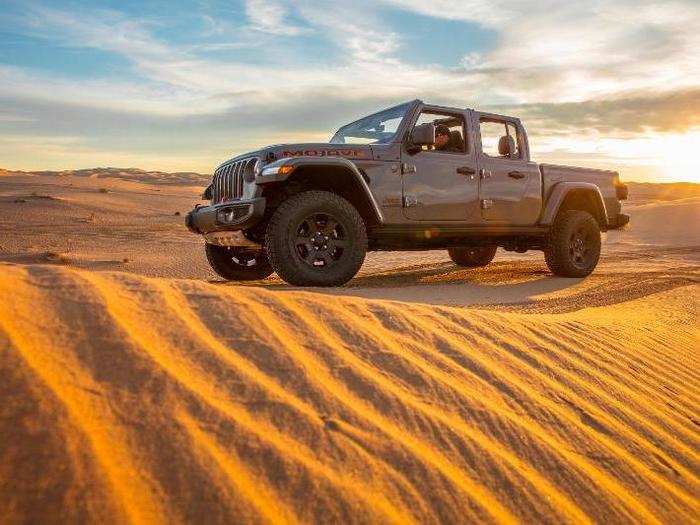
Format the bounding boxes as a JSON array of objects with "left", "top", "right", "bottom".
[{"left": 0, "top": 168, "right": 698, "bottom": 523}]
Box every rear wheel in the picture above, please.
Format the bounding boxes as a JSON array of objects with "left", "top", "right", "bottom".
[
  {"left": 544, "top": 210, "right": 601, "bottom": 277},
  {"left": 448, "top": 246, "right": 497, "bottom": 267},
  {"left": 265, "top": 191, "right": 367, "bottom": 287},
  {"left": 205, "top": 244, "right": 274, "bottom": 281}
]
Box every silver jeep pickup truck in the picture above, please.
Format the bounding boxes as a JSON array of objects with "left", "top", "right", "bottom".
[{"left": 186, "top": 100, "right": 629, "bottom": 286}]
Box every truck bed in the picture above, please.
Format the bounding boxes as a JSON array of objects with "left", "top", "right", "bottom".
[
  {"left": 540, "top": 163, "right": 618, "bottom": 191},
  {"left": 539, "top": 163, "right": 623, "bottom": 227}
]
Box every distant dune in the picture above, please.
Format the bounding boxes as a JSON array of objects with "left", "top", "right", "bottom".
[
  {"left": 627, "top": 182, "right": 700, "bottom": 203},
  {"left": 606, "top": 197, "right": 700, "bottom": 248},
  {"left": 1, "top": 169, "right": 698, "bottom": 522},
  {"left": 0, "top": 167, "right": 210, "bottom": 186}
]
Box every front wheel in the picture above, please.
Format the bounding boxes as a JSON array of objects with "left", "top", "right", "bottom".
[
  {"left": 544, "top": 210, "right": 601, "bottom": 277},
  {"left": 448, "top": 246, "right": 497, "bottom": 267},
  {"left": 265, "top": 191, "right": 367, "bottom": 287},
  {"left": 205, "top": 244, "right": 274, "bottom": 281}
]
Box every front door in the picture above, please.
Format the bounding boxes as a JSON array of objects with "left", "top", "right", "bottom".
[
  {"left": 402, "top": 108, "right": 480, "bottom": 222},
  {"left": 476, "top": 117, "right": 541, "bottom": 225}
]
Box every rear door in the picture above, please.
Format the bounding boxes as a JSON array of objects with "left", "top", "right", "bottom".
[
  {"left": 475, "top": 115, "right": 541, "bottom": 225},
  {"left": 402, "top": 107, "right": 480, "bottom": 222}
]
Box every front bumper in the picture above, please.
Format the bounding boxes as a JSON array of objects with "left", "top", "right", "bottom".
[
  {"left": 608, "top": 213, "right": 630, "bottom": 230},
  {"left": 185, "top": 197, "right": 265, "bottom": 235}
]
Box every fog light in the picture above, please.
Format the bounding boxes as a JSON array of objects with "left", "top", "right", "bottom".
[{"left": 216, "top": 204, "right": 252, "bottom": 224}]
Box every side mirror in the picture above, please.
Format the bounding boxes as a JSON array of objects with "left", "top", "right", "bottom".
[
  {"left": 411, "top": 123, "right": 436, "bottom": 147},
  {"left": 498, "top": 135, "right": 517, "bottom": 157}
]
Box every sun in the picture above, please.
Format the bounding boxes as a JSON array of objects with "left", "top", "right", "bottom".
[
  {"left": 592, "top": 130, "right": 700, "bottom": 183},
  {"left": 657, "top": 131, "right": 700, "bottom": 183}
]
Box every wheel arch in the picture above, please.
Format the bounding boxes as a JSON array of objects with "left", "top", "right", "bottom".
[
  {"left": 258, "top": 157, "right": 383, "bottom": 228},
  {"left": 541, "top": 183, "right": 608, "bottom": 229}
]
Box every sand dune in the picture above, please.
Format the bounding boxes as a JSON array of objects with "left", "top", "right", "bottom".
[
  {"left": 1, "top": 264, "right": 698, "bottom": 523},
  {"left": 605, "top": 197, "right": 700, "bottom": 247}
]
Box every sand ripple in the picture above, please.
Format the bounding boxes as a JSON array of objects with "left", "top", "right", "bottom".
[{"left": 1, "top": 264, "right": 698, "bottom": 523}]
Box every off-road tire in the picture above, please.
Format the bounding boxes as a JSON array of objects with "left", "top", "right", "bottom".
[
  {"left": 205, "top": 243, "right": 274, "bottom": 281},
  {"left": 448, "top": 246, "right": 498, "bottom": 267},
  {"left": 544, "top": 210, "right": 601, "bottom": 277},
  {"left": 265, "top": 191, "right": 367, "bottom": 287}
]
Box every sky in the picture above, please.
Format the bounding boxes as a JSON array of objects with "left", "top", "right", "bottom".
[{"left": 1, "top": 0, "right": 699, "bottom": 182}]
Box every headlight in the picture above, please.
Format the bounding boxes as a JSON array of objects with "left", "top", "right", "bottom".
[{"left": 261, "top": 164, "right": 295, "bottom": 177}]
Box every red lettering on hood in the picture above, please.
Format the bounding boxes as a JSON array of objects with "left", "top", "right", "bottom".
[{"left": 281, "top": 149, "right": 366, "bottom": 158}]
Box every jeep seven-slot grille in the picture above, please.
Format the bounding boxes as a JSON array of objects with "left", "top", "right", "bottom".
[{"left": 211, "top": 157, "right": 258, "bottom": 203}]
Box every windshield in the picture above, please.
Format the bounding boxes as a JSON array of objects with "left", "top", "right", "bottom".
[{"left": 330, "top": 102, "right": 412, "bottom": 145}]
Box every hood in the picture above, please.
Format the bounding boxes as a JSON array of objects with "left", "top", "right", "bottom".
[{"left": 217, "top": 143, "right": 378, "bottom": 170}]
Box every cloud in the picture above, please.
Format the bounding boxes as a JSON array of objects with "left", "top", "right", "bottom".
[
  {"left": 0, "top": 4, "right": 455, "bottom": 117},
  {"left": 19, "top": 4, "right": 172, "bottom": 60},
  {"left": 293, "top": 1, "right": 401, "bottom": 62},
  {"left": 244, "top": 0, "right": 309, "bottom": 36},
  {"left": 1, "top": 0, "right": 698, "bottom": 178},
  {"left": 491, "top": 89, "right": 700, "bottom": 136},
  {"left": 86, "top": 2, "right": 700, "bottom": 108},
  {"left": 11, "top": 1, "right": 698, "bottom": 114},
  {"left": 0, "top": 110, "right": 35, "bottom": 123},
  {"left": 382, "top": 0, "right": 700, "bottom": 102}
]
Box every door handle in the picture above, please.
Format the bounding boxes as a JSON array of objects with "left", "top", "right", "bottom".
[
  {"left": 456, "top": 166, "right": 476, "bottom": 175},
  {"left": 508, "top": 170, "right": 527, "bottom": 179}
]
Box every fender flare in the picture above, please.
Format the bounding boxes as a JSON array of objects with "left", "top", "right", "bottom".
[
  {"left": 256, "top": 156, "right": 384, "bottom": 223},
  {"left": 540, "top": 182, "right": 609, "bottom": 227}
]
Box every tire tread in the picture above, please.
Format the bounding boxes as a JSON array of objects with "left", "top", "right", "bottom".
[
  {"left": 448, "top": 246, "right": 497, "bottom": 267},
  {"left": 205, "top": 243, "right": 273, "bottom": 281},
  {"left": 544, "top": 210, "right": 601, "bottom": 277},
  {"left": 265, "top": 191, "right": 367, "bottom": 286}
]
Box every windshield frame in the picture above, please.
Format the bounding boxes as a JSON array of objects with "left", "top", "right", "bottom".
[{"left": 329, "top": 101, "right": 418, "bottom": 145}]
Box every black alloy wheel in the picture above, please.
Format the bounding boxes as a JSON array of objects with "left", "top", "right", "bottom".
[
  {"left": 568, "top": 226, "right": 595, "bottom": 271},
  {"left": 292, "top": 213, "right": 349, "bottom": 269}
]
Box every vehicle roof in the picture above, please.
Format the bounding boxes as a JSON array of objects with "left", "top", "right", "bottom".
[{"left": 416, "top": 100, "right": 520, "bottom": 123}]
